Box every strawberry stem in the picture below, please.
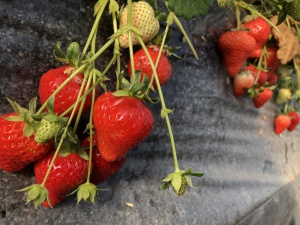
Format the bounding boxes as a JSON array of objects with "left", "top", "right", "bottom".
[
  {"left": 81, "top": 0, "right": 109, "bottom": 59},
  {"left": 135, "top": 35, "right": 180, "bottom": 172},
  {"left": 172, "top": 13, "right": 198, "bottom": 60},
  {"left": 112, "top": 11, "right": 121, "bottom": 91}
]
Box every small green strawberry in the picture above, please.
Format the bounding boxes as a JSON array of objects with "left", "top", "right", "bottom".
[
  {"left": 162, "top": 169, "right": 204, "bottom": 196},
  {"left": 173, "top": 176, "right": 188, "bottom": 196},
  {"left": 119, "top": 1, "right": 160, "bottom": 48},
  {"left": 275, "top": 88, "right": 292, "bottom": 105},
  {"left": 283, "top": 0, "right": 300, "bottom": 22},
  {"left": 34, "top": 118, "right": 61, "bottom": 143}
]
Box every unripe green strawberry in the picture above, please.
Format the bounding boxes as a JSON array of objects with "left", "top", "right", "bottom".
[
  {"left": 119, "top": 1, "right": 159, "bottom": 48},
  {"left": 275, "top": 88, "right": 291, "bottom": 105},
  {"left": 35, "top": 119, "right": 60, "bottom": 143},
  {"left": 283, "top": 0, "right": 300, "bottom": 22},
  {"left": 173, "top": 176, "right": 188, "bottom": 196}
]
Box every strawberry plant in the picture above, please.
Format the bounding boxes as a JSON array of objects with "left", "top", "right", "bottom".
[
  {"left": 0, "top": 0, "right": 214, "bottom": 208},
  {"left": 217, "top": 0, "right": 300, "bottom": 135}
]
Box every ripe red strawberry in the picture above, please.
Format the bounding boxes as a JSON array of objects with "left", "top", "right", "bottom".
[
  {"left": 233, "top": 71, "right": 255, "bottom": 97},
  {"left": 266, "top": 72, "right": 278, "bottom": 85},
  {"left": 119, "top": 1, "right": 159, "bottom": 48},
  {"left": 34, "top": 148, "right": 89, "bottom": 207},
  {"left": 128, "top": 47, "right": 172, "bottom": 89},
  {"left": 265, "top": 46, "right": 280, "bottom": 70},
  {"left": 253, "top": 87, "right": 273, "bottom": 108},
  {"left": 274, "top": 114, "right": 291, "bottom": 135},
  {"left": 39, "top": 65, "right": 99, "bottom": 117},
  {"left": 242, "top": 17, "right": 271, "bottom": 58},
  {"left": 81, "top": 136, "right": 126, "bottom": 184},
  {"left": 218, "top": 30, "right": 256, "bottom": 77},
  {"left": 245, "top": 64, "right": 269, "bottom": 86},
  {"left": 0, "top": 113, "right": 52, "bottom": 172},
  {"left": 92, "top": 92, "right": 154, "bottom": 162},
  {"left": 287, "top": 111, "right": 300, "bottom": 132}
]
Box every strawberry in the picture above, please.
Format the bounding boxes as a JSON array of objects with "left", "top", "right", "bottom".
[
  {"left": 92, "top": 92, "right": 154, "bottom": 162},
  {"left": 0, "top": 113, "right": 52, "bottom": 172},
  {"left": 34, "top": 148, "right": 89, "bottom": 207},
  {"left": 218, "top": 30, "right": 256, "bottom": 77},
  {"left": 275, "top": 88, "right": 291, "bottom": 104},
  {"left": 252, "top": 87, "right": 273, "bottom": 108},
  {"left": 172, "top": 176, "right": 188, "bottom": 196},
  {"left": 266, "top": 72, "right": 278, "bottom": 85},
  {"left": 39, "top": 65, "right": 99, "bottom": 117},
  {"left": 265, "top": 46, "right": 280, "bottom": 71},
  {"left": 81, "top": 136, "right": 126, "bottom": 184},
  {"left": 233, "top": 71, "right": 255, "bottom": 97},
  {"left": 283, "top": 0, "right": 300, "bottom": 22},
  {"left": 34, "top": 118, "right": 61, "bottom": 143},
  {"left": 245, "top": 64, "right": 269, "bottom": 86},
  {"left": 242, "top": 17, "right": 271, "bottom": 58},
  {"left": 128, "top": 47, "right": 172, "bottom": 89},
  {"left": 287, "top": 111, "right": 300, "bottom": 132},
  {"left": 274, "top": 114, "right": 291, "bottom": 135},
  {"left": 119, "top": 1, "right": 160, "bottom": 48}
]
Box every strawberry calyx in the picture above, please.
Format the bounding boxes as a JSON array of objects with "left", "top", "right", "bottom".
[
  {"left": 17, "top": 184, "right": 50, "bottom": 209},
  {"left": 54, "top": 42, "right": 82, "bottom": 68},
  {"left": 162, "top": 169, "right": 204, "bottom": 196},
  {"left": 113, "top": 70, "right": 159, "bottom": 103},
  {"left": 69, "top": 182, "right": 106, "bottom": 204},
  {"left": 4, "top": 97, "right": 41, "bottom": 137}
]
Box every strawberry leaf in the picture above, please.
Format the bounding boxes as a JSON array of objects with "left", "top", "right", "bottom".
[{"left": 168, "top": 0, "right": 214, "bottom": 20}]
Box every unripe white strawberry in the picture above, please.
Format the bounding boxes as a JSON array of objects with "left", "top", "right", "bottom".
[{"left": 119, "top": 1, "right": 159, "bottom": 48}]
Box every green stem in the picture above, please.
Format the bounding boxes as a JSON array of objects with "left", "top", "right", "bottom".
[
  {"left": 136, "top": 35, "right": 180, "bottom": 172},
  {"left": 149, "top": 24, "right": 170, "bottom": 88},
  {"left": 172, "top": 14, "right": 198, "bottom": 60},
  {"left": 41, "top": 136, "right": 65, "bottom": 186},
  {"left": 112, "top": 11, "right": 121, "bottom": 91},
  {"left": 86, "top": 36, "right": 118, "bottom": 63},
  {"left": 233, "top": 0, "right": 241, "bottom": 30},
  {"left": 86, "top": 72, "right": 97, "bottom": 183},
  {"left": 81, "top": 0, "right": 109, "bottom": 58}
]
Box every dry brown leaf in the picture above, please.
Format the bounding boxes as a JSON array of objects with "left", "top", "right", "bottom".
[{"left": 270, "top": 16, "right": 300, "bottom": 64}]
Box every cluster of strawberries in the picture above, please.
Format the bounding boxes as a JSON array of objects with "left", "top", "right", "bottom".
[
  {"left": 218, "top": 15, "right": 300, "bottom": 135},
  {"left": 0, "top": 1, "right": 175, "bottom": 208}
]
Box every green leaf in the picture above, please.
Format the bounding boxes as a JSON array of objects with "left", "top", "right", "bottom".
[
  {"left": 276, "top": 8, "right": 287, "bottom": 25},
  {"left": 168, "top": 0, "right": 214, "bottom": 20}
]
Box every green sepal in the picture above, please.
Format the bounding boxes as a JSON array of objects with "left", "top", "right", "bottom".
[
  {"left": 23, "top": 124, "right": 36, "bottom": 137},
  {"left": 17, "top": 184, "right": 50, "bottom": 209},
  {"left": 66, "top": 42, "right": 80, "bottom": 68},
  {"left": 168, "top": 0, "right": 214, "bottom": 20},
  {"left": 4, "top": 115, "right": 23, "bottom": 122},
  {"left": 54, "top": 42, "right": 69, "bottom": 64},
  {"left": 69, "top": 182, "right": 106, "bottom": 204},
  {"left": 129, "top": 83, "right": 145, "bottom": 96},
  {"left": 46, "top": 96, "right": 55, "bottom": 114},
  {"left": 28, "top": 97, "right": 37, "bottom": 114},
  {"left": 54, "top": 42, "right": 81, "bottom": 67},
  {"left": 161, "top": 108, "right": 174, "bottom": 118},
  {"left": 171, "top": 173, "right": 183, "bottom": 193}
]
